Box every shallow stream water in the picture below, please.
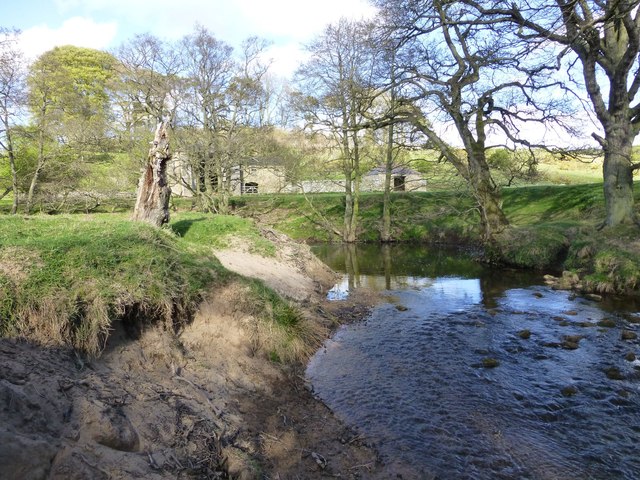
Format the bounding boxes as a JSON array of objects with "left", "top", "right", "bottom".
[{"left": 307, "top": 244, "right": 640, "bottom": 479}]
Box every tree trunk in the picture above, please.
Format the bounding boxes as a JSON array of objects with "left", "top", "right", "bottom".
[
  {"left": 7, "top": 129, "right": 18, "bottom": 215},
  {"left": 132, "top": 122, "right": 172, "bottom": 227},
  {"left": 474, "top": 180, "right": 508, "bottom": 240},
  {"left": 468, "top": 150, "right": 509, "bottom": 240},
  {"left": 25, "top": 164, "right": 42, "bottom": 215},
  {"left": 343, "top": 178, "right": 357, "bottom": 243},
  {"left": 381, "top": 123, "right": 393, "bottom": 243},
  {"left": 602, "top": 124, "right": 637, "bottom": 227},
  {"left": 9, "top": 149, "right": 18, "bottom": 215},
  {"left": 26, "top": 128, "right": 46, "bottom": 214}
]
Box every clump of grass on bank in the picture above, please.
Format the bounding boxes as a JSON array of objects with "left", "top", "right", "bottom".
[
  {"left": 234, "top": 279, "right": 326, "bottom": 364},
  {"left": 488, "top": 226, "right": 571, "bottom": 270},
  {"left": 564, "top": 225, "right": 640, "bottom": 294},
  {"left": 0, "top": 214, "right": 226, "bottom": 356}
]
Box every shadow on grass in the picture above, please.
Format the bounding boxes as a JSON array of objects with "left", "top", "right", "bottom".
[
  {"left": 503, "top": 184, "right": 605, "bottom": 224},
  {"left": 171, "top": 217, "right": 208, "bottom": 237}
]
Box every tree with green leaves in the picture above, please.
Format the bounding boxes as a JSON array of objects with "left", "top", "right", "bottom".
[{"left": 25, "top": 45, "right": 117, "bottom": 213}]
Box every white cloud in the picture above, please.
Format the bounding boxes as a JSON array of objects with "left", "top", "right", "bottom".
[
  {"left": 263, "top": 43, "right": 311, "bottom": 78},
  {"left": 24, "top": 0, "right": 377, "bottom": 78},
  {"left": 50, "top": 0, "right": 376, "bottom": 45},
  {"left": 19, "top": 16, "right": 118, "bottom": 60},
  {"left": 235, "top": 0, "right": 377, "bottom": 40}
]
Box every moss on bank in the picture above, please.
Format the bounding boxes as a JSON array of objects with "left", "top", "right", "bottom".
[{"left": 0, "top": 213, "right": 308, "bottom": 361}]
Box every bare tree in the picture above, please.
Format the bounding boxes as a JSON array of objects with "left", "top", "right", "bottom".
[
  {"left": 458, "top": 0, "right": 640, "bottom": 228},
  {"left": 0, "top": 28, "right": 24, "bottom": 214},
  {"left": 113, "top": 33, "right": 183, "bottom": 182},
  {"left": 375, "top": 0, "right": 566, "bottom": 239},
  {"left": 294, "top": 18, "right": 379, "bottom": 242},
  {"left": 178, "top": 27, "right": 275, "bottom": 213},
  {"left": 179, "top": 25, "right": 235, "bottom": 212}
]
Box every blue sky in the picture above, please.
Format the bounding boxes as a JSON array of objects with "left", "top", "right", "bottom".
[{"left": 5, "top": 0, "right": 377, "bottom": 76}]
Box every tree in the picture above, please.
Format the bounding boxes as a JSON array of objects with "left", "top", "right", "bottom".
[
  {"left": 294, "top": 18, "right": 379, "bottom": 242},
  {"left": 25, "top": 45, "right": 117, "bottom": 213},
  {"left": 178, "top": 27, "right": 276, "bottom": 213},
  {"left": 132, "top": 121, "right": 171, "bottom": 226},
  {"left": 458, "top": 0, "right": 640, "bottom": 228},
  {"left": 0, "top": 28, "right": 25, "bottom": 214},
  {"left": 179, "top": 26, "right": 235, "bottom": 212},
  {"left": 113, "top": 34, "right": 183, "bottom": 177},
  {"left": 374, "top": 0, "right": 564, "bottom": 239}
]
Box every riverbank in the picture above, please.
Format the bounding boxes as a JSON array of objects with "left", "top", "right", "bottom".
[
  {"left": 0, "top": 213, "right": 390, "bottom": 479},
  {"left": 231, "top": 183, "right": 640, "bottom": 297}
]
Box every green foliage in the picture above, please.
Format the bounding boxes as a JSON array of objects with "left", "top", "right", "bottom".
[{"left": 28, "top": 46, "right": 116, "bottom": 122}]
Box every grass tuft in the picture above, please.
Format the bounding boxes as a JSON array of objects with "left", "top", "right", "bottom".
[{"left": 234, "top": 278, "right": 326, "bottom": 364}]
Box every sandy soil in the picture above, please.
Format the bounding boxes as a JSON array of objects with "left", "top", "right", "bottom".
[{"left": 0, "top": 232, "right": 391, "bottom": 479}]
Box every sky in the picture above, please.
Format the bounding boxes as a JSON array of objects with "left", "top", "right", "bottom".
[
  {"left": 3, "top": 0, "right": 600, "bottom": 147},
  {"left": 5, "top": 0, "right": 377, "bottom": 77}
]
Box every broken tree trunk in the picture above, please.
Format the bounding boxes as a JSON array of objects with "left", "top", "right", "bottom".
[{"left": 132, "top": 122, "right": 172, "bottom": 227}]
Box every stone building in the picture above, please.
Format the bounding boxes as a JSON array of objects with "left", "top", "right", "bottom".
[
  {"left": 361, "top": 166, "right": 428, "bottom": 192},
  {"left": 167, "top": 156, "right": 427, "bottom": 196}
]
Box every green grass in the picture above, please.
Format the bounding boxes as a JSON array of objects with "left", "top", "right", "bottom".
[
  {"left": 232, "top": 191, "right": 479, "bottom": 244},
  {"left": 501, "top": 183, "right": 606, "bottom": 225},
  {"left": 0, "top": 211, "right": 312, "bottom": 361},
  {"left": 171, "top": 212, "right": 275, "bottom": 256},
  {"left": 0, "top": 214, "right": 225, "bottom": 355}
]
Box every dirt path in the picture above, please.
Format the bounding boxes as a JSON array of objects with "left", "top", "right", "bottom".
[{"left": 0, "top": 233, "right": 391, "bottom": 479}]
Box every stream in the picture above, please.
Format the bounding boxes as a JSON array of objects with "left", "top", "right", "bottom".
[{"left": 307, "top": 244, "right": 640, "bottom": 479}]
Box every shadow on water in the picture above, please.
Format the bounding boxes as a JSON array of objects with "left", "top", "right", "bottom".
[{"left": 309, "top": 243, "right": 640, "bottom": 480}]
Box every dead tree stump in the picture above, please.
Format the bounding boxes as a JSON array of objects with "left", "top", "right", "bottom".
[{"left": 132, "top": 122, "right": 172, "bottom": 227}]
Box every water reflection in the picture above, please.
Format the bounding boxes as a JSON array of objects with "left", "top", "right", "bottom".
[
  {"left": 312, "top": 243, "right": 542, "bottom": 307},
  {"left": 309, "top": 244, "right": 640, "bottom": 479}
]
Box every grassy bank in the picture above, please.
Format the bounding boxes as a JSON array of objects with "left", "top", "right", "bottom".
[
  {"left": 2, "top": 182, "right": 638, "bottom": 355},
  {"left": 0, "top": 212, "right": 309, "bottom": 359},
  {"left": 232, "top": 183, "right": 640, "bottom": 295}
]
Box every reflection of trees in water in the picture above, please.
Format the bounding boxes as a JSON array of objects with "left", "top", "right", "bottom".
[
  {"left": 344, "top": 243, "right": 360, "bottom": 291},
  {"left": 478, "top": 270, "right": 543, "bottom": 309},
  {"left": 383, "top": 244, "right": 392, "bottom": 290},
  {"left": 314, "top": 243, "right": 542, "bottom": 299}
]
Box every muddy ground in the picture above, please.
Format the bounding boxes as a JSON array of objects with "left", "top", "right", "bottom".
[{"left": 0, "top": 232, "right": 394, "bottom": 479}]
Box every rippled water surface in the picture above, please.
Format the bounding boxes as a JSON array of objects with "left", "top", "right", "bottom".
[{"left": 307, "top": 244, "right": 640, "bottom": 479}]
